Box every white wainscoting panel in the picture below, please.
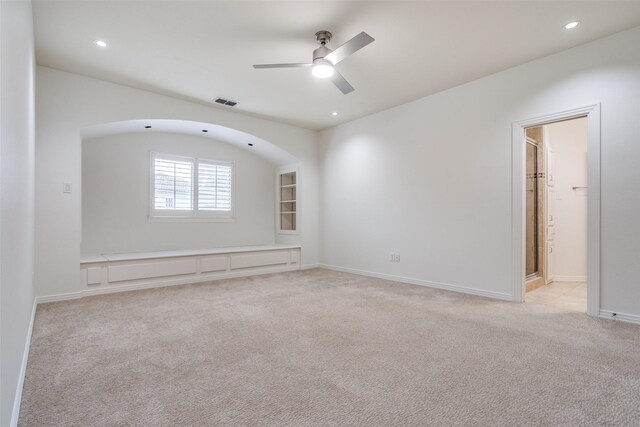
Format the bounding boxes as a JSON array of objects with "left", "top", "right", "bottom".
[
  {"left": 108, "top": 259, "right": 198, "bottom": 283},
  {"left": 79, "top": 245, "right": 302, "bottom": 294},
  {"left": 230, "top": 251, "right": 290, "bottom": 270},
  {"left": 87, "top": 267, "right": 102, "bottom": 285},
  {"left": 200, "top": 256, "right": 229, "bottom": 273}
]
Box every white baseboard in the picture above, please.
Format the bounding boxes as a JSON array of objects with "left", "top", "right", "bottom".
[
  {"left": 320, "top": 264, "right": 513, "bottom": 301},
  {"left": 36, "top": 264, "right": 301, "bottom": 303},
  {"left": 553, "top": 275, "right": 587, "bottom": 282},
  {"left": 36, "top": 292, "right": 82, "bottom": 304},
  {"left": 599, "top": 310, "right": 640, "bottom": 325},
  {"left": 300, "top": 263, "right": 320, "bottom": 270},
  {"left": 11, "top": 299, "right": 37, "bottom": 427}
]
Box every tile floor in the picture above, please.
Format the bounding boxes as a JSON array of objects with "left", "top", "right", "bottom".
[{"left": 526, "top": 281, "right": 587, "bottom": 312}]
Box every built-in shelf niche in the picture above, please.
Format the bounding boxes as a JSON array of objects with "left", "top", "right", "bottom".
[{"left": 278, "top": 170, "right": 297, "bottom": 233}]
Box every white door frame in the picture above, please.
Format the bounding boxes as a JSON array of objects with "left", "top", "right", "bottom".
[{"left": 512, "top": 104, "right": 601, "bottom": 316}]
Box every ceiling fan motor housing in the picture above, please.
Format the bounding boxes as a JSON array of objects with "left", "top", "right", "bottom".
[
  {"left": 313, "top": 31, "right": 333, "bottom": 62},
  {"left": 315, "top": 30, "right": 332, "bottom": 44},
  {"left": 313, "top": 45, "right": 332, "bottom": 62}
]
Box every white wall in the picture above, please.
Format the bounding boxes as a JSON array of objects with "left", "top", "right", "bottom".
[
  {"left": 82, "top": 132, "right": 276, "bottom": 255},
  {"left": 36, "top": 66, "right": 319, "bottom": 298},
  {"left": 547, "top": 118, "right": 588, "bottom": 281},
  {"left": 0, "top": 0, "right": 35, "bottom": 425},
  {"left": 320, "top": 26, "right": 640, "bottom": 316}
]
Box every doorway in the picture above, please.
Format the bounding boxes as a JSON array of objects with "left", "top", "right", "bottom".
[
  {"left": 524, "top": 118, "right": 588, "bottom": 311},
  {"left": 511, "top": 104, "right": 601, "bottom": 316},
  {"left": 524, "top": 127, "right": 544, "bottom": 291}
]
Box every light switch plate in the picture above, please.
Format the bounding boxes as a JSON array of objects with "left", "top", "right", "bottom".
[{"left": 63, "top": 183, "right": 72, "bottom": 193}]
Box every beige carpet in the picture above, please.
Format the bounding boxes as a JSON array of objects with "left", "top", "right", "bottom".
[{"left": 19, "top": 269, "right": 640, "bottom": 426}]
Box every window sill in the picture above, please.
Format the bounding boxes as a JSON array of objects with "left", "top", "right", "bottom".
[
  {"left": 277, "top": 230, "right": 299, "bottom": 235},
  {"left": 148, "top": 216, "right": 236, "bottom": 223}
]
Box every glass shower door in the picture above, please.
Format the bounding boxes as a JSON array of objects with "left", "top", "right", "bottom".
[{"left": 525, "top": 142, "right": 538, "bottom": 277}]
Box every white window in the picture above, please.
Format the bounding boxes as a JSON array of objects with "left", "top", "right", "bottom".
[{"left": 150, "top": 152, "right": 234, "bottom": 219}]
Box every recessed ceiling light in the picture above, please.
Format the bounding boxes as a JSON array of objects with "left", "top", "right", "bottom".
[
  {"left": 94, "top": 39, "right": 108, "bottom": 48},
  {"left": 564, "top": 21, "right": 580, "bottom": 30},
  {"left": 331, "top": 112, "right": 338, "bottom": 116},
  {"left": 144, "top": 125, "right": 152, "bottom": 129}
]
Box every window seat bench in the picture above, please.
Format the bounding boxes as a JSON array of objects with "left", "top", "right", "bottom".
[{"left": 79, "top": 244, "right": 301, "bottom": 295}]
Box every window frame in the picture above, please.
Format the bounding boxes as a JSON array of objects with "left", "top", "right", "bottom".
[{"left": 149, "top": 151, "right": 235, "bottom": 222}]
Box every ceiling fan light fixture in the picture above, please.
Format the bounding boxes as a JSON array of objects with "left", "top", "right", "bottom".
[{"left": 312, "top": 59, "right": 334, "bottom": 79}]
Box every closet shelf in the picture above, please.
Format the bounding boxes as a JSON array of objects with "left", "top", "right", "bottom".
[{"left": 278, "top": 170, "right": 297, "bottom": 233}]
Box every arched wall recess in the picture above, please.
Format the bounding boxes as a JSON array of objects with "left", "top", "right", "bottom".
[
  {"left": 81, "top": 119, "right": 299, "bottom": 166},
  {"left": 80, "top": 118, "right": 303, "bottom": 256},
  {"left": 35, "top": 67, "right": 319, "bottom": 299}
]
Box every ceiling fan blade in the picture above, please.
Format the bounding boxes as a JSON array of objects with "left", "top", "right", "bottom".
[
  {"left": 324, "top": 32, "right": 374, "bottom": 65},
  {"left": 330, "top": 71, "right": 354, "bottom": 95},
  {"left": 253, "top": 63, "right": 312, "bottom": 69}
]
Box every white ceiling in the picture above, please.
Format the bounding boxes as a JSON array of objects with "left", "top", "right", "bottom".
[{"left": 33, "top": 1, "right": 640, "bottom": 130}]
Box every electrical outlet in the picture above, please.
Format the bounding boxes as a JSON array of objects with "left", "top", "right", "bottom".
[
  {"left": 389, "top": 253, "right": 395, "bottom": 262},
  {"left": 394, "top": 253, "right": 401, "bottom": 262},
  {"left": 63, "top": 183, "right": 72, "bottom": 193}
]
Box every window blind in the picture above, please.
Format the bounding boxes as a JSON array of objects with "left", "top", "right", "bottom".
[
  {"left": 153, "top": 157, "right": 193, "bottom": 211},
  {"left": 198, "top": 161, "right": 233, "bottom": 211},
  {"left": 151, "top": 153, "right": 233, "bottom": 218}
]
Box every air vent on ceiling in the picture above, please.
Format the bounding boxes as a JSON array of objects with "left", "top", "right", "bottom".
[{"left": 214, "top": 97, "right": 238, "bottom": 107}]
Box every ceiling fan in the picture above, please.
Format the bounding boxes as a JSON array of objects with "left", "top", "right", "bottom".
[{"left": 253, "top": 30, "right": 374, "bottom": 95}]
